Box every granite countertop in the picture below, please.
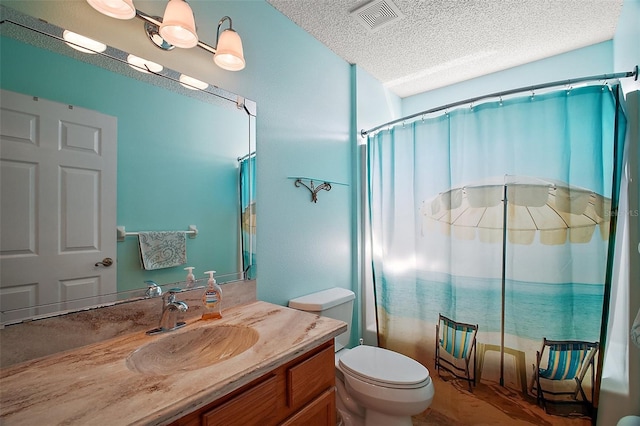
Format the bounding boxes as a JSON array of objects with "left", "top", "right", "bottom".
[{"left": 0, "top": 301, "right": 346, "bottom": 425}]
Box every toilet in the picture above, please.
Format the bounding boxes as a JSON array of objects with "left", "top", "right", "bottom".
[{"left": 289, "top": 288, "right": 434, "bottom": 426}]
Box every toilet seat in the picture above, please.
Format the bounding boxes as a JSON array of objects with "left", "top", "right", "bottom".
[{"left": 338, "top": 345, "right": 430, "bottom": 390}]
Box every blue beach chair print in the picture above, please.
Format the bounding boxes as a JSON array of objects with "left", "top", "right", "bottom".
[
  {"left": 530, "top": 338, "right": 599, "bottom": 416},
  {"left": 435, "top": 314, "right": 478, "bottom": 392}
]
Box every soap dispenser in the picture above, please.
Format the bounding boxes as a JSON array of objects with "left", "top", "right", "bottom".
[
  {"left": 184, "top": 266, "right": 196, "bottom": 289},
  {"left": 202, "top": 270, "right": 222, "bottom": 320}
]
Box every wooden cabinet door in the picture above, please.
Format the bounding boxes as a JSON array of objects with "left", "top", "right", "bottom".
[
  {"left": 202, "top": 375, "right": 278, "bottom": 426},
  {"left": 287, "top": 344, "right": 334, "bottom": 409},
  {"left": 281, "top": 388, "right": 336, "bottom": 426}
]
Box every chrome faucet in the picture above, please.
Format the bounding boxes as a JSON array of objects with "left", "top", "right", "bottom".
[
  {"left": 144, "top": 280, "right": 162, "bottom": 298},
  {"left": 146, "top": 288, "right": 188, "bottom": 335}
]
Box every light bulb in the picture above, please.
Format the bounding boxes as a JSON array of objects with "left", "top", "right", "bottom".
[
  {"left": 85, "top": 0, "right": 136, "bottom": 20},
  {"left": 214, "top": 29, "right": 245, "bottom": 71},
  {"left": 159, "top": 0, "right": 198, "bottom": 48},
  {"left": 63, "top": 30, "right": 107, "bottom": 54},
  {"left": 179, "top": 74, "right": 208, "bottom": 90},
  {"left": 126, "top": 54, "right": 163, "bottom": 74}
]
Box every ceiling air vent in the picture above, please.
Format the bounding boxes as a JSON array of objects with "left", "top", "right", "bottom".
[{"left": 350, "top": 0, "right": 404, "bottom": 33}]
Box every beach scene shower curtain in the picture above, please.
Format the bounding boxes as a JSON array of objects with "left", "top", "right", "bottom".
[
  {"left": 240, "top": 153, "right": 256, "bottom": 279},
  {"left": 367, "top": 85, "right": 626, "bottom": 412}
]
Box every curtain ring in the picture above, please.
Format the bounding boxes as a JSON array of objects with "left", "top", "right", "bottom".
[
  {"left": 530, "top": 91, "right": 535, "bottom": 100},
  {"left": 499, "top": 96, "right": 503, "bottom": 106}
]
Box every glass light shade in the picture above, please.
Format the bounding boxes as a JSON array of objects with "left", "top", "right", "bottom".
[
  {"left": 179, "top": 74, "right": 208, "bottom": 90},
  {"left": 63, "top": 30, "right": 107, "bottom": 54},
  {"left": 126, "top": 54, "right": 163, "bottom": 74},
  {"left": 86, "top": 0, "right": 135, "bottom": 19},
  {"left": 159, "top": 0, "right": 198, "bottom": 48},
  {"left": 214, "top": 29, "right": 245, "bottom": 71}
]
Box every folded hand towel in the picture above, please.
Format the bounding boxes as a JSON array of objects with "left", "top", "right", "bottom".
[{"left": 138, "top": 231, "right": 187, "bottom": 270}]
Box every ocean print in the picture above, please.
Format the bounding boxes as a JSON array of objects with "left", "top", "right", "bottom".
[{"left": 377, "top": 273, "right": 603, "bottom": 343}]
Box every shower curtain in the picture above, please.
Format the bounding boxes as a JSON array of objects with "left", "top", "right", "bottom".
[
  {"left": 367, "top": 85, "right": 627, "bottom": 406},
  {"left": 240, "top": 153, "right": 256, "bottom": 279}
]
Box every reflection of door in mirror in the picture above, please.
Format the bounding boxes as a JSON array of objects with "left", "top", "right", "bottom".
[{"left": 0, "top": 89, "right": 117, "bottom": 324}]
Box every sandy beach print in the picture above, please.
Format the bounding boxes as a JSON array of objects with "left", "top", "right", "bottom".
[{"left": 375, "top": 310, "right": 595, "bottom": 425}]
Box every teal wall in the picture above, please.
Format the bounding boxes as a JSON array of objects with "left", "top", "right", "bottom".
[
  {"left": 214, "top": 3, "right": 354, "bottom": 308},
  {"left": 0, "top": 36, "right": 248, "bottom": 292}
]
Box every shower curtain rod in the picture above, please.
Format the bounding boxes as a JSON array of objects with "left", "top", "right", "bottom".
[
  {"left": 361, "top": 66, "right": 638, "bottom": 137},
  {"left": 237, "top": 151, "right": 256, "bottom": 162}
]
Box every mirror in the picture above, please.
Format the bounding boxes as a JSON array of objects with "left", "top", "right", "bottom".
[{"left": 0, "top": 6, "right": 256, "bottom": 325}]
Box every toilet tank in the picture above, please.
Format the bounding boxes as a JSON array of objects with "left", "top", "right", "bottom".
[{"left": 288, "top": 287, "right": 355, "bottom": 351}]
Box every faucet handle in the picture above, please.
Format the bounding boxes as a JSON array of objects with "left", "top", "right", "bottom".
[
  {"left": 145, "top": 280, "right": 162, "bottom": 298},
  {"left": 163, "top": 287, "right": 182, "bottom": 303}
]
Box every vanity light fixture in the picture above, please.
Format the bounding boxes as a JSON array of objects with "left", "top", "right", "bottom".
[
  {"left": 86, "top": 0, "right": 246, "bottom": 71},
  {"left": 126, "top": 54, "right": 163, "bottom": 74},
  {"left": 62, "top": 30, "right": 107, "bottom": 54},
  {"left": 179, "top": 74, "right": 209, "bottom": 90}
]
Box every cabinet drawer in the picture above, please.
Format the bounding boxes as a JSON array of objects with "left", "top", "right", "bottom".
[
  {"left": 203, "top": 375, "right": 278, "bottom": 426},
  {"left": 287, "top": 344, "right": 334, "bottom": 409}
]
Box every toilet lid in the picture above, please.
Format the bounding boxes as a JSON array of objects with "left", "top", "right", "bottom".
[{"left": 338, "top": 345, "right": 430, "bottom": 389}]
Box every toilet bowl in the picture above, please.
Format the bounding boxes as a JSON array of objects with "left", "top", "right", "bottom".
[
  {"left": 289, "top": 288, "right": 435, "bottom": 426},
  {"left": 335, "top": 345, "right": 434, "bottom": 426}
]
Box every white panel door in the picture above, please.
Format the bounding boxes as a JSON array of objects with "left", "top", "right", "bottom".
[{"left": 0, "top": 89, "right": 117, "bottom": 324}]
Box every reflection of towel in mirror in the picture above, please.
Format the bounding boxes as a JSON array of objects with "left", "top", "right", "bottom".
[
  {"left": 632, "top": 307, "right": 640, "bottom": 349},
  {"left": 138, "top": 231, "right": 187, "bottom": 270}
]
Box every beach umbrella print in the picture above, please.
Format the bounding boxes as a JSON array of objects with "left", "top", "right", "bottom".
[
  {"left": 242, "top": 201, "right": 256, "bottom": 235},
  {"left": 421, "top": 175, "right": 611, "bottom": 386}
]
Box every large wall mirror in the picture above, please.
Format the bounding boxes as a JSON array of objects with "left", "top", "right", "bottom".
[{"left": 0, "top": 5, "right": 256, "bottom": 325}]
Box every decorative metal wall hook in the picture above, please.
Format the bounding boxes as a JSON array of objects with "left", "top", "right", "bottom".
[{"left": 295, "top": 179, "right": 332, "bottom": 203}]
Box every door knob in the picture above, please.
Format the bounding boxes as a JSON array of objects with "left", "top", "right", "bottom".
[{"left": 95, "top": 257, "right": 113, "bottom": 267}]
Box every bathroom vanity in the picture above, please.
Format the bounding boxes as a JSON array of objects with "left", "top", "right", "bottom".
[
  {"left": 0, "top": 301, "right": 345, "bottom": 425},
  {"left": 172, "top": 339, "right": 336, "bottom": 426}
]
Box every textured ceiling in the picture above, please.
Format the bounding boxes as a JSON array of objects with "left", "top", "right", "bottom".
[{"left": 266, "top": 0, "right": 624, "bottom": 98}]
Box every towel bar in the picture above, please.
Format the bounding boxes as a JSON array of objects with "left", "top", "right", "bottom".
[{"left": 117, "top": 225, "right": 198, "bottom": 242}]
